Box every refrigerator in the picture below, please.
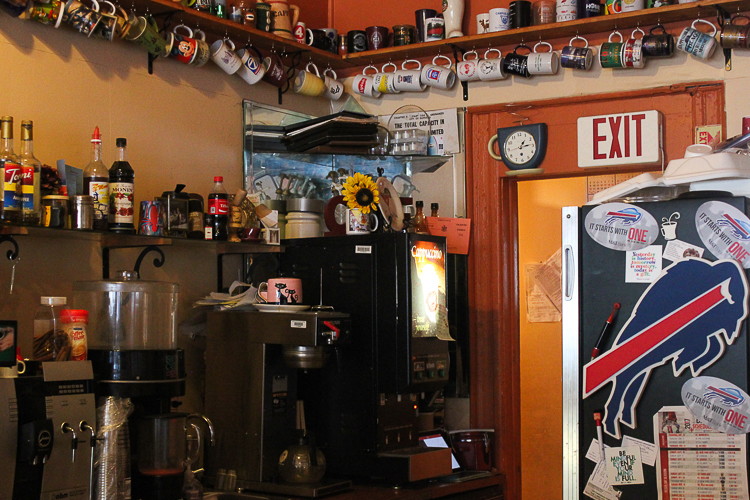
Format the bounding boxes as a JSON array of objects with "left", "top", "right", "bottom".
[{"left": 562, "top": 195, "right": 750, "bottom": 500}]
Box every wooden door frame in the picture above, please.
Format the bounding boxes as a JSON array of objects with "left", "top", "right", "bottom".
[{"left": 465, "top": 82, "right": 725, "bottom": 500}]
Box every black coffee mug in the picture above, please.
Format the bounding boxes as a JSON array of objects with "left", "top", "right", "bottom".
[
  {"left": 579, "top": 0, "right": 602, "bottom": 17},
  {"left": 309, "top": 29, "right": 333, "bottom": 51},
  {"left": 347, "top": 30, "right": 367, "bottom": 52},
  {"left": 502, "top": 44, "right": 531, "bottom": 78},
  {"left": 509, "top": 0, "right": 532, "bottom": 29},
  {"left": 642, "top": 24, "right": 675, "bottom": 57}
]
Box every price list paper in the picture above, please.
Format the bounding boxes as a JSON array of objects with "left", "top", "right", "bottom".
[{"left": 653, "top": 406, "right": 749, "bottom": 500}]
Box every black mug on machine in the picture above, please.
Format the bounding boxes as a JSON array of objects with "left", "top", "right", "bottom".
[
  {"left": 502, "top": 44, "right": 531, "bottom": 78},
  {"left": 642, "top": 24, "right": 675, "bottom": 57}
]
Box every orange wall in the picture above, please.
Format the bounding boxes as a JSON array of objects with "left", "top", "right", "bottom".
[{"left": 517, "top": 177, "right": 586, "bottom": 500}]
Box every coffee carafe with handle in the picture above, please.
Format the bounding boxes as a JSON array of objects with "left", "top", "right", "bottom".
[{"left": 264, "top": 0, "right": 299, "bottom": 39}]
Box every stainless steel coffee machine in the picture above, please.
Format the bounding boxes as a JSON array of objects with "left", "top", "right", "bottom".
[
  {"left": 204, "top": 310, "right": 352, "bottom": 497},
  {"left": 5, "top": 361, "right": 97, "bottom": 500}
]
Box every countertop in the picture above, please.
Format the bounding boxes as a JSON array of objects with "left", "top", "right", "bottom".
[{"left": 204, "top": 473, "right": 503, "bottom": 500}]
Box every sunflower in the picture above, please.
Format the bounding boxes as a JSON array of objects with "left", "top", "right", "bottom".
[{"left": 342, "top": 172, "right": 380, "bottom": 214}]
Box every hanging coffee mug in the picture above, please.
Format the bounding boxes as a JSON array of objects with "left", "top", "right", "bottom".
[
  {"left": 294, "top": 62, "right": 326, "bottom": 96},
  {"left": 600, "top": 30, "right": 625, "bottom": 68},
  {"left": 676, "top": 19, "right": 718, "bottom": 59},
  {"left": 323, "top": 68, "right": 345, "bottom": 100},
  {"left": 351, "top": 65, "right": 382, "bottom": 98},
  {"left": 527, "top": 41, "right": 559, "bottom": 75},
  {"left": 477, "top": 48, "right": 506, "bottom": 81},
  {"left": 210, "top": 38, "right": 241, "bottom": 74},
  {"left": 235, "top": 45, "right": 266, "bottom": 84},
  {"left": 371, "top": 62, "right": 400, "bottom": 94},
  {"left": 457, "top": 50, "right": 480, "bottom": 82},
  {"left": 622, "top": 28, "right": 645, "bottom": 68},
  {"left": 262, "top": 52, "right": 288, "bottom": 88},
  {"left": 721, "top": 15, "right": 750, "bottom": 49},
  {"left": 393, "top": 59, "right": 427, "bottom": 91},
  {"left": 420, "top": 54, "right": 456, "bottom": 89},
  {"left": 561, "top": 35, "right": 594, "bottom": 70},
  {"left": 642, "top": 24, "right": 675, "bottom": 57},
  {"left": 502, "top": 44, "right": 531, "bottom": 78}
]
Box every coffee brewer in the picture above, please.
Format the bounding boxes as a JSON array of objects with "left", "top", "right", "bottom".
[
  {"left": 3, "top": 360, "right": 97, "bottom": 500},
  {"left": 75, "top": 271, "right": 213, "bottom": 500},
  {"left": 279, "top": 233, "right": 453, "bottom": 482},
  {"left": 204, "top": 309, "right": 353, "bottom": 497}
]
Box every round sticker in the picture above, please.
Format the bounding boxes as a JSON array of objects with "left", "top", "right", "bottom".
[
  {"left": 585, "top": 203, "right": 659, "bottom": 251},
  {"left": 696, "top": 201, "right": 750, "bottom": 268},
  {"left": 682, "top": 376, "right": 750, "bottom": 434}
]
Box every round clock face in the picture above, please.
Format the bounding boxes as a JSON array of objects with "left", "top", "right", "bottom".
[{"left": 503, "top": 130, "right": 537, "bottom": 165}]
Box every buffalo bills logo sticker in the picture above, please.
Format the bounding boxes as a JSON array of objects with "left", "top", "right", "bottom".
[
  {"left": 682, "top": 376, "right": 750, "bottom": 434},
  {"left": 585, "top": 203, "right": 659, "bottom": 251},
  {"left": 583, "top": 258, "right": 748, "bottom": 438},
  {"left": 696, "top": 201, "right": 750, "bottom": 268}
]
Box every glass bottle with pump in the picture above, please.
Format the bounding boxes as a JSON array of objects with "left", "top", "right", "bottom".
[
  {"left": 19, "top": 120, "right": 41, "bottom": 225},
  {"left": 84, "top": 126, "right": 109, "bottom": 230},
  {"left": 0, "top": 116, "right": 21, "bottom": 224},
  {"left": 33, "top": 296, "right": 68, "bottom": 361},
  {"left": 413, "top": 200, "right": 430, "bottom": 234},
  {"left": 108, "top": 138, "right": 135, "bottom": 233}
]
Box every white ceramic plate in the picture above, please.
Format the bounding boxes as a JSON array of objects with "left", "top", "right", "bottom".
[{"left": 254, "top": 304, "right": 311, "bottom": 313}]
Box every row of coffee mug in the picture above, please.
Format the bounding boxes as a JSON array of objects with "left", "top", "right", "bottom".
[{"left": 351, "top": 19, "right": 748, "bottom": 98}]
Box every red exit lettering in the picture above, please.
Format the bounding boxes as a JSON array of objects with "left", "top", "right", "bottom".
[
  {"left": 728, "top": 242, "right": 750, "bottom": 263},
  {"left": 725, "top": 409, "right": 748, "bottom": 430},
  {"left": 628, "top": 227, "right": 648, "bottom": 243},
  {"left": 593, "top": 113, "right": 647, "bottom": 161}
]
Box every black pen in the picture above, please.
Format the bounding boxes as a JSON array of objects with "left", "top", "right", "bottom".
[{"left": 591, "top": 303, "right": 621, "bottom": 360}]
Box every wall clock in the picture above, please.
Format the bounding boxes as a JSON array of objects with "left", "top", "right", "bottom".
[{"left": 487, "top": 123, "right": 548, "bottom": 175}]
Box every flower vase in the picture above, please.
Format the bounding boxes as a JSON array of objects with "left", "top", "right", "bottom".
[{"left": 442, "top": 0, "right": 464, "bottom": 38}]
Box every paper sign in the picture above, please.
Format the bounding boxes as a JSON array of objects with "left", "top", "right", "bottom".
[
  {"left": 583, "top": 461, "right": 622, "bottom": 500},
  {"left": 663, "top": 239, "right": 705, "bottom": 262},
  {"left": 621, "top": 435, "right": 657, "bottom": 467},
  {"left": 626, "top": 245, "right": 662, "bottom": 283},
  {"left": 605, "top": 446, "right": 645, "bottom": 485},
  {"left": 380, "top": 108, "right": 460, "bottom": 155},
  {"left": 586, "top": 438, "right": 611, "bottom": 463},
  {"left": 695, "top": 124, "right": 722, "bottom": 146},
  {"left": 426, "top": 217, "right": 471, "bottom": 254}
]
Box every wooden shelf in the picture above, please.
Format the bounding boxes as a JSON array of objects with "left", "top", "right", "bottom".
[
  {"left": 136, "top": 0, "right": 354, "bottom": 69},
  {"left": 340, "top": 0, "right": 750, "bottom": 65},
  {"left": 1, "top": 225, "right": 280, "bottom": 253}
]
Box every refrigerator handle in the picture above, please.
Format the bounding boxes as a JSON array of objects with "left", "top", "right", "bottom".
[{"left": 564, "top": 245, "right": 575, "bottom": 301}]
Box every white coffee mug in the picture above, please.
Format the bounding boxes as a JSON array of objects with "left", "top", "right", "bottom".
[
  {"left": 457, "top": 50, "right": 481, "bottom": 82},
  {"left": 489, "top": 7, "right": 510, "bottom": 32},
  {"left": 527, "top": 41, "right": 559, "bottom": 75},
  {"left": 235, "top": 46, "right": 266, "bottom": 84},
  {"left": 477, "top": 48, "right": 506, "bottom": 81},
  {"left": 420, "top": 55, "right": 456, "bottom": 89},
  {"left": 677, "top": 19, "right": 717, "bottom": 59},
  {"left": 476, "top": 13, "right": 490, "bottom": 34},
  {"left": 373, "top": 62, "right": 401, "bottom": 94},
  {"left": 346, "top": 208, "right": 378, "bottom": 234},
  {"left": 393, "top": 59, "right": 427, "bottom": 91},
  {"left": 210, "top": 38, "right": 241, "bottom": 75},
  {"left": 323, "top": 68, "right": 344, "bottom": 100},
  {"left": 351, "top": 66, "right": 382, "bottom": 98}
]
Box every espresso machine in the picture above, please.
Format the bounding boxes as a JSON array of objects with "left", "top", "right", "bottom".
[
  {"left": 204, "top": 309, "right": 353, "bottom": 496},
  {"left": 75, "top": 271, "right": 212, "bottom": 500},
  {"left": 279, "top": 233, "right": 454, "bottom": 482},
  {"left": 7, "top": 360, "right": 97, "bottom": 500}
]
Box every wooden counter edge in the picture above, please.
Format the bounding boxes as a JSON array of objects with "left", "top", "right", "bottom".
[{"left": 333, "top": 472, "right": 503, "bottom": 500}]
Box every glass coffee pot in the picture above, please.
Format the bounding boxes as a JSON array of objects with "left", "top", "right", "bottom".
[{"left": 137, "top": 413, "right": 212, "bottom": 477}]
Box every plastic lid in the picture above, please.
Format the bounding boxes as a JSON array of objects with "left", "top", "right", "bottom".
[
  {"left": 431, "top": 203, "right": 439, "bottom": 210},
  {"left": 40, "top": 296, "right": 67, "bottom": 306},
  {"left": 116, "top": 138, "right": 127, "bottom": 147},
  {"left": 416, "top": 200, "right": 424, "bottom": 207},
  {"left": 61, "top": 309, "right": 88, "bottom": 323},
  {"left": 92, "top": 126, "right": 101, "bottom": 143},
  {"left": 214, "top": 176, "right": 223, "bottom": 182}
]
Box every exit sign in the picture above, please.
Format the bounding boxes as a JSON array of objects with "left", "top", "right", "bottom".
[{"left": 577, "top": 110, "right": 662, "bottom": 168}]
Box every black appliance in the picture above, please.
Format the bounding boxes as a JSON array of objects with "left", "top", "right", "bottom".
[
  {"left": 280, "top": 233, "right": 454, "bottom": 481},
  {"left": 562, "top": 196, "right": 750, "bottom": 500}
]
